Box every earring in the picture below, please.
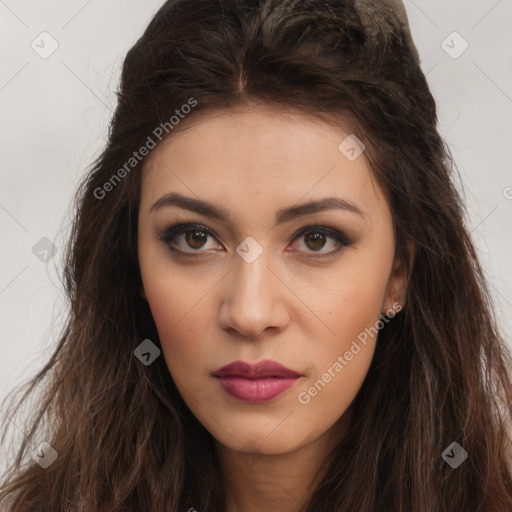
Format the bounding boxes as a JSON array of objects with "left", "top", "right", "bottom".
[
  {"left": 392, "top": 297, "right": 403, "bottom": 314},
  {"left": 382, "top": 297, "right": 402, "bottom": 316}
]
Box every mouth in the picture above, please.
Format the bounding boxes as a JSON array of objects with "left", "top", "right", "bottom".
[
  {"left": 212, "top": 359, "right": 302, "bottom": 379},
  {"left": 215, "top": 376, "right": 300, "bottom": 403},
  {"left": 212, "top": 360, "right": 303, "bottom": 403}
]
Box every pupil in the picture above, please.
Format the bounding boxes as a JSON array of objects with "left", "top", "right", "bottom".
[
  {"left": 305, "top": 233, "right": 325, "bottom": 251},
  {"left": 186, "top": 231, "right": 207, "bottom": 249}
]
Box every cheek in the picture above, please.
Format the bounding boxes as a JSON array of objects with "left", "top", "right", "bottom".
[
  {"left": 298, "top": 249, "right": 392, "bottom": 405},
  {"left": 293, "top": 297, "right": 385, "bottom": 435},
  {"left": 140, "top": 262, "right": 214, "bottom": 381},
  {"left": 139, "top": 238, "right": 196, "bottom": 333},
  {"left": 324, "top": 253, "right": 390, "bottom": 346}
]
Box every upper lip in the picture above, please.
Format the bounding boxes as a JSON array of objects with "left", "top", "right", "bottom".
[{"left": 212, "top": 360, "right": 302, "bottom": 379}]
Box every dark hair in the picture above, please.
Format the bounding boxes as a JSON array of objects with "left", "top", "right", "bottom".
[{"left": 1, "top": 0, "right": 512, "bottom": 510}]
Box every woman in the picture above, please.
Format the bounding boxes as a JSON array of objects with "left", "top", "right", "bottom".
[{"left": 1, "top": 0, "right": 512, "bottom": 510}]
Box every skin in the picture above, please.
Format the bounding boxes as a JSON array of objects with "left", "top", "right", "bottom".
[{"left": 137, "top": 103, "right": 408, "bottom": 512}]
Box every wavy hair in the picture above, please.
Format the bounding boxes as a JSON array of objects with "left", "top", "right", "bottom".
[{"left": 1, "top": 0, "right": 512, "bottom": 510}]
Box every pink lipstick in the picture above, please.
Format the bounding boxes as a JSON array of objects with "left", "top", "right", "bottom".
[{"left": 212, "top": 360, "right": 302, "bottom": 403}]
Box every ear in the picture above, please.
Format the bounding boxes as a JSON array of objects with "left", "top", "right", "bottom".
[{"left": 382, "top": 241, "right": 414, "bottom": 316}]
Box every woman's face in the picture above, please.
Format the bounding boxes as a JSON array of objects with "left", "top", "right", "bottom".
[{"left": 137, "top": 104, "right": 406, "bottom": 458}]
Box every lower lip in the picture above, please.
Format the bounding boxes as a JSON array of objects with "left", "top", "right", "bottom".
[{"left": 216, "top": 376, "right": 300, "bottom": 403}]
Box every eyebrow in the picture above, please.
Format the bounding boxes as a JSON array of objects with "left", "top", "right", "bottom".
[{"left": 149, "top": 192, "right": 367, "bottom": 224}]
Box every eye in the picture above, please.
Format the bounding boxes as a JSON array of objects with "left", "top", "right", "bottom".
[
  {"left": 158, "top": 219, "right": 353, "bottom": 258},
  {"left": 160, "top": 222, "right": 221, "bottom": 255},
  {"left": 289, "top": 225, "right": 352, "bottom": 257}
]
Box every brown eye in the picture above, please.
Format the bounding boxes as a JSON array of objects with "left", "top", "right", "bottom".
[
  {"left": 303, "top": 232, "right": 328, "bottom": 251},
  {"left": 291, "top": 226, "right": 350, "bottom": 257},
  {"left": 160, "top": 222, "right": 352, "bottom": 259},
  {"left": 174, "top": 227, "right": 219, "bottom": 252},
  {"left": 159, "top": 222, "right": 221, "bottom": 255},
  {"left": 184, "top": 230, "right": 209, "bottom": 249}
]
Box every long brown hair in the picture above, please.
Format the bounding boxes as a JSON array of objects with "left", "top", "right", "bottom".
[{"left": 1, "top": 0, "right": 512, "bottom": 510}]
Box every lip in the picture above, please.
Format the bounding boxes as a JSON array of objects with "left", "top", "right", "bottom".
[
  {"left": 213, "top": 360, "right": 301, "bottom": 379},
  {"left": 212, "top": 360, "right": 302, "bottom": 403}
]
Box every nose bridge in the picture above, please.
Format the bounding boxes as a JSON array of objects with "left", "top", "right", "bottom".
[
  {"left": 233, "top": 239, "right": 272, "bottom": 304},
  {"left": 219, "top": 238, "right": 286, "bottom": 338}
]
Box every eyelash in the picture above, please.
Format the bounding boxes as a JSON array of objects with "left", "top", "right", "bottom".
[{"left": 158, "top": 217, "right": 354, "bottom": 259}]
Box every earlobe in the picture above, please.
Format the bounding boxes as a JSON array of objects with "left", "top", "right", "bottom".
[
  {"left": 382, "top": 259, "right": 406, "bottom": 315},
  {"left": 383, "top": 296, "right": 402, "bottom": 317},
  {"left": 382, "top": 242, "right": 414, "bottom": 316}
]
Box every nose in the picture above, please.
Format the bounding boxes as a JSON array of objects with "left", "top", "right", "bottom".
[{"left": 217, "top": 248, "right": 290, "bottom": 340}]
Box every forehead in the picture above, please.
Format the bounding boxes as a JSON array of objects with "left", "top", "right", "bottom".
[
  {"left": 143, "top": 103, "right": 353, "bottom": 169},
  {"left": 140, "top": 105, "right": 386, "bottom": 219}
]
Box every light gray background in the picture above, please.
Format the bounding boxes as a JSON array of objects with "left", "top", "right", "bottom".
[{"left": 1, "top": 0, "right": 512, "bottom": 464}]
